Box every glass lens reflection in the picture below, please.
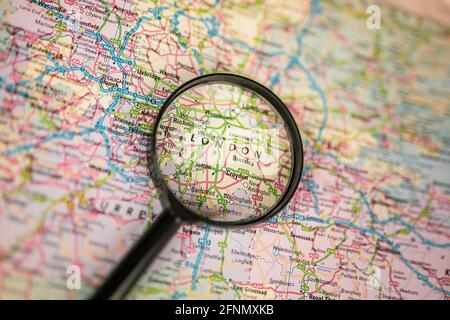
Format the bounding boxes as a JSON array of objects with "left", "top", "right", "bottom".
[{"left": 155, "top": 82, "right": 293, "bottom": 223}]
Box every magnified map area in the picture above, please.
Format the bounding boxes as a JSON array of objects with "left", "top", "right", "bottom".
[{"left": 155, "top": 83, "right": 293, "bottom": 223}]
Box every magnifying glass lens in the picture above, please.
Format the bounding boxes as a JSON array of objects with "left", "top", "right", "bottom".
[{"left": 155, "top": 82, "right": 294, "bottom": 224}]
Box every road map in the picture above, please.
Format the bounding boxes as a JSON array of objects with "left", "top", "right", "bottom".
[{"left": 0, "top": 0, "right": 449, "bottom": 300}]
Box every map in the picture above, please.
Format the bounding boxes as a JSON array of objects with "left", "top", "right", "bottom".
[
  {"left": 0, "top": 0, "right": 449, "bottom": 300},
  {"left": 155, "top": 81, "right": 293, "bottom": 223}
]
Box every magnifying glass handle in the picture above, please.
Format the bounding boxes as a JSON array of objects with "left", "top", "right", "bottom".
[{"left": 91, "top": 209, "right": 182, "bottom": 300}]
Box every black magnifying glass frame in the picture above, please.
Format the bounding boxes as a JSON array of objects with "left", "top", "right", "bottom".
[{"left": 91, "top": 73, "right": 304, "bottom": 300}]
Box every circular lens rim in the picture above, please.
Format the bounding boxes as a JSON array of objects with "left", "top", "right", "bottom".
[{"left": 150, "top": 73, "right": 304, "bottom": 227}]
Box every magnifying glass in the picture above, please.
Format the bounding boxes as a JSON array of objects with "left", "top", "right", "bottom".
[{"left": 92, "top": 73, "right": 304, "bottom": 299}]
